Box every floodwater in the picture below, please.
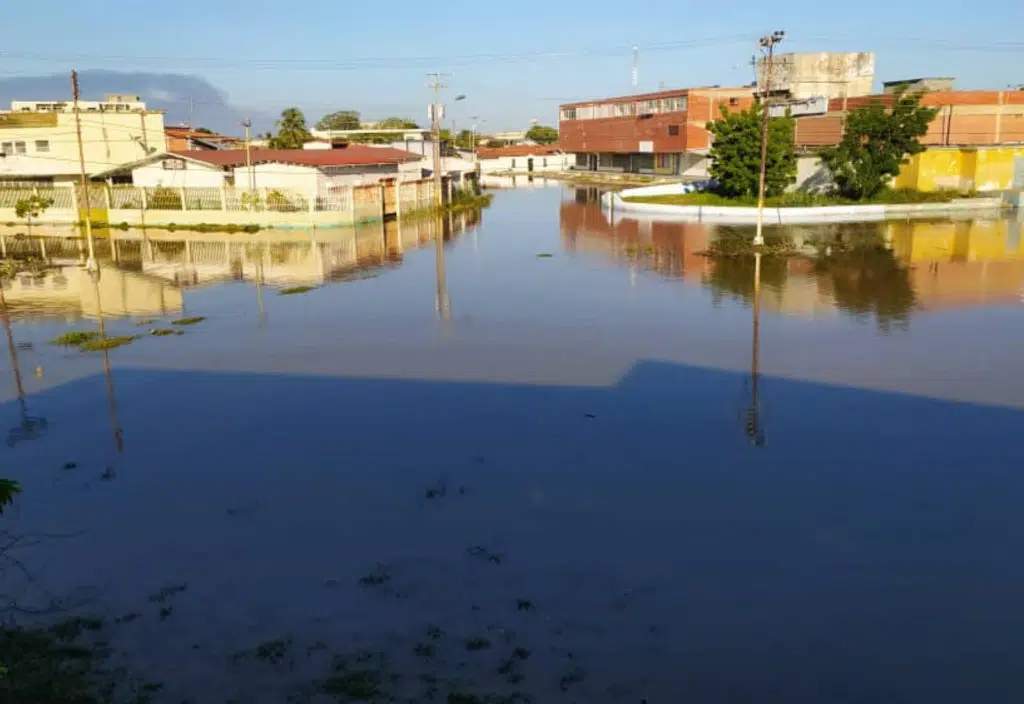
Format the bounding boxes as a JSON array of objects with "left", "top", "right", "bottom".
[{"left": 2, "top": 187, "right": 1024, "bottom": 703}]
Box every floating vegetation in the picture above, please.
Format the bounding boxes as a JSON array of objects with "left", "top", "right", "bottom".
[
  {"left": 133, "top": 318, "right": 157, "bottom": 327},
  {"left": 426, "top": 625, "right": 445, "bottom": 641},
  {"left": 79, "top": 336, "right": 137, "bottom": 352},
  {"left": 515, "top": 599, "right": 535, "bottom": 613},
  {"left": 62, "top": 461, "right": 78, "bottom": 471},
  {"left": 319, "top": 653, "right": 389, "bottom": 701},
  {"left": 535, "top": 253, "right": 554, "bottom": 258},
  {"left": 233, "top": 638, "right": 294, "bottom": 666},
  {"left": 149, "top": 328, "right": 184, "bottom": 337},
  {"left": 100, "top": 466, "right": 117, "bottom": 482},
  {"left": 158, "top": 607, "right": 173, "bottom": 621},
  {"left": 425, "top": 480, "right": 448, "bottom": 499},
  {"left": 467, "top": 545, "right": 503, "bottom": 564},
  {"left": 414, "top": 642, "right": 436, "bottom": 658},
  {"left": 358, "top": 564, "right": 392, "bottom": 587},
  {"left": 49, "top": 617, "right": 104, "bottom": 641},
  {"left": 51, "top": 330, "right": 100, "bottom": 346},
  {"left": 559, "top": 665, "right": 586, "bottom": 692},
  {"left": 148, "top": 583, "right": 188, "bottom": 604},
  {"left": 171, "top": 316, "right": 206, "bottom": 326},
  {"left": 279, "top": 285, "right": 316, "bottom": 295},
  {"left": 465, "top": 637, "right": 491, "bottom": 652}
]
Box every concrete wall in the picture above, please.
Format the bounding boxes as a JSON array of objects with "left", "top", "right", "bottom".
[
  {"left": 133, "top": 160, "right": 225, "bottom": 188},
  {"left": 765, "top": 52, "right": 875, "bottom": 100},
  {"left": 234, "top": 163, "right": 322, "bottom": 196}
]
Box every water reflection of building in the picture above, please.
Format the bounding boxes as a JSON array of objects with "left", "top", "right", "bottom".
[
  {"left": 559, "top": 192, "right": 712, "bottom": 282},
  {"left": 0, "top": 257, "right": 184, "bottom": 319},
  {"left": 887, "top": 218, "right": 1024, "bottom": 309},
  {"left": 0, "top": 209, "right": 481, "bottom": 293},
  {"left": 559, "top": 191, "right": 1024, "bottom": 319}
]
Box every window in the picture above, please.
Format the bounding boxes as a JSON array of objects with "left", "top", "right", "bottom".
[
  {"left": 729, "top": 97, "right": 739, "bottom": 106},
  {"left": 1, "top": 142, "right": 11, "bottom": 154},
  {"left": 14, "top": 142, "right": 26, "bottom": 154},
  {"left": 615, "top": 102, "right": 636, "bottom": 117},
  {"left": 543, "top": 158, "right": 548, "bottom": 167},
  {"left": 560, "top": 108, "right": 577, "bottom": 121},
  {"left": 656, "top": 153, "right": 673, "bottom": 169},
  {"left": 35, "top": 140, "right": 50, "bottom": 153},
  {"left": 639, "top": 99, "right": 660, "bottom": 115},
  {"left": 510, "top": 159, "right": 516, "bottom": 168},
  {"left": 162, "top": 158, "right": 186, "bottom": 170},
  {"left": 663, "top": 96, "right": 688, "bottom": 112},
  {"left": 668, "top": 125, "right": 680, "bottom": 136}
]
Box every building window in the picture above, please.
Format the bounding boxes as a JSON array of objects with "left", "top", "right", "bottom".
[
  {"left": 668, "top": 125, "right": 680, "bottom": 136},
  {"left": 729, "top": 97, "right": 739, "bottom": 106},
  {"left": 615, "top": 102, "right": 636, "bottom": 117},
  {"left": 510, "top": 159, "right": 516, "bottom": 168},
  {"left": 656, "top": 153, "right": 672, "bottom": 169},
  {"left": 14, "top": 142, "right": 26, "bottom": 154},
  {"left": 598, "top": 153, "right": 615, "bottom": 169},
  {"left": 1, "top": 142, "right": 11, "bottom": 155},
  {"left": 162, "top": 158, "right": 186, "bottom": 170},
  {"left": 35, "top": 140, "right": 50, "bottom": 152},
  {"left": 663, "top": 96, "right": 688, "bottom": 112},
  {"left": 543, "top": 158, "right": 548, "bottom": 167},
  {"left": 560, "top": 108, "right": 577, "bottom": 120}
]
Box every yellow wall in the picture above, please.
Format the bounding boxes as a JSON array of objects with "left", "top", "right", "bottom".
[{"left": 895, "top": 146, "right": 1024, "bottom": 192}]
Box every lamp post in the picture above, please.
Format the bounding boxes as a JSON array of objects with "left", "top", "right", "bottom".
[{"left": 753, "top": 30, "right": 785, "bottom": 247}]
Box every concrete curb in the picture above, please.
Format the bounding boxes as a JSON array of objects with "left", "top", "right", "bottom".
[{"left": 604, "top": 184, "right": 1009, "bottom": 225}]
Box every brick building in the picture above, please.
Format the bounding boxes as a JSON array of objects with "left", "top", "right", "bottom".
[{"left": 558, "top": 86, "right": 755, "bottom": 177}]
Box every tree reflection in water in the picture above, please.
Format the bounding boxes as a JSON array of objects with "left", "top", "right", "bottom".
[{"left": 705, "top": 223, "right": 916, "bottom": 332}]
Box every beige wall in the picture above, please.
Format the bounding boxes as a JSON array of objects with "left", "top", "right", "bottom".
[
  {"left": 133, "top": 159, "right": 226, "bottom": 188},
  {"left": 0, "top": 111, "right": 167, "bottom": 179},
  {"left": 765, "top": 52, "right": 875, "bottom": 100}
]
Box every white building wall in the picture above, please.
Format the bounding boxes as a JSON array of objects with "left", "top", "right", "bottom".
[
  {"left": 132, "top": 159, "right": 225, "bottom": 188},
  {"left": 234, "top": 163, "right": 324, "bottom": 195},
  {"left": 477, "top": 153, "right": 572, "bottom": 173},
  {"left": 321, "top": 164, "right": 401, "bottom": 190},
  {"left": 0, "top": 111, "right": 166, "bottom": 180}
]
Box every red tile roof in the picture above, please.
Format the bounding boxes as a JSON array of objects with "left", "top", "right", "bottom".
[
  {"left": 476, "top": 145, "right": 563, "bottom": 159},
  {"left": 171, "top": 146, "right": 421, "bottom": 168}
]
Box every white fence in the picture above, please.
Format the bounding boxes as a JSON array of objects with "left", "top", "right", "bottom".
[{"left": 0, "top": 180, "right": 440, "bottom": 228}]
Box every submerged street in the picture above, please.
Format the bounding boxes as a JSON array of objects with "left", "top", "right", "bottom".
[{"left": 3, "top": 186, "right": 1024, "bottom": 702}]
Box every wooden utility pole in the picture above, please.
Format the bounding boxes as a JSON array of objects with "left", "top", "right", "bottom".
[
  {"left": 754, "top": 31, "right": 785, "bottom": 247},
  {"left": 427, "top": 73, "right": 447, "bottom": 210},
  {"left": 71, "top": 70, "right": 98, "bottom": 272},
  {"left": 241, "top": 119, "right": 255, "bottom": 191}
]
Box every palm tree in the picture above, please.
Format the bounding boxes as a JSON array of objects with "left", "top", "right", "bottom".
[{"left": 269, "top": 108, "right": 311, "bottom": 149}]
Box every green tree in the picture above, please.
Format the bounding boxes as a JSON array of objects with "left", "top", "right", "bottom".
[
  {"left": 376, "top": 117, "right": 419, "bottom": 129},
  {"left": 706, "top": 103, "right": 797, "bottom": 199},
  {"left": 819, "top": 91, "right": 938, "bottom": 200},
  {"left": 454, "top": 130, "right": 476, "bottom": 149},
  {"left": 269, "top": 108, "right": 313, "bottom": 148},
  {"left": 14, "top": 194, "right": 54, "bottom": 238},
  {"left": 315, "top": 110, "right": 361, "bottom": 131},
  {"left": 194, "top": 127, "right": 214, "bottom": 134},
  {"left": 525, "top": 125, "right": 559, "bottom": 145}
]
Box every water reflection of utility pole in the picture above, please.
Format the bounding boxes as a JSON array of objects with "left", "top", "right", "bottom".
[
  {"left": 435, "top": 215, "right": 451, "bottom": 322},
  {"left": 745, "top": 250, "right": 766, "bottom": 446},
  {"left": 255, "top": 255, "right": 267, "bottom": 327},
  {"left": 89, "top": 268, "right": 124, "bottom": 456},
  {"left": 2, "top": 284, "right": 48, "bottom": 446}
]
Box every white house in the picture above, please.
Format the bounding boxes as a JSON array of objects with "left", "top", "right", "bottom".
[
  {"left": 475, "top": 145, "right": 572, "bottom": 174},
  {"left": 94, "top": 145, "right": 425, "bottom": 195}
]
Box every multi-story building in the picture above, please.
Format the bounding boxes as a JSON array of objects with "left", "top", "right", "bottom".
[
  {"left": 558, "top": 86, "right": 755, "bottom": 177},
  {"left": 0, "top": 94, "right": 166, "bottom": 183}
]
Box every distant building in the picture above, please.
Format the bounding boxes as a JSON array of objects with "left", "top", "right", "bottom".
[
  {"left": 883, "top": 77, "right": 956, "bottom": 94},
  {"left": 0, "top": 94, "right": 166, "bottom": 182},
  {"left": 491, "top": 130, "right": 529, "bottom": 144},
  {"left": 95, "top": 146, "right": 424, "bottom": 194},
  {"left": 165, "top": 126, "right": 243, "bottom": 151},
  {"left": 759, "top": 52, "right": 875, "bottom": 100},
  {"left": 476, "top": 145, "right": 571, "bottom": 173},
  {"left": 559, "top": 86, "right": 755, "bottom": 177}
]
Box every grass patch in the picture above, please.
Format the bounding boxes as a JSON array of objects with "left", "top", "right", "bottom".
[
  {"left": 78, "top": 336, "right": 137, "bottom": 352},
  {"left": 279, "top": 285, "right": 316, "bottom": 296},
  {"left": 624, "top": 187, "right": 973, "bottom": 208},
  {"left": 51, "top": 330, "right": 100, "bottom": 346},
  {"left": 170, "top": 316, "right": 206, "bottom": 326}
]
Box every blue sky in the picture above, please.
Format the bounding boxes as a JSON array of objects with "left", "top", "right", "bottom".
[{"left": 1, "top": 0, "right": 1021, "bottom": 132}]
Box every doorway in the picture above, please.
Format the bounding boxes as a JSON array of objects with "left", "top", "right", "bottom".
[{"left": 527, "top": 158, "right": 534, "bottom": 172}]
